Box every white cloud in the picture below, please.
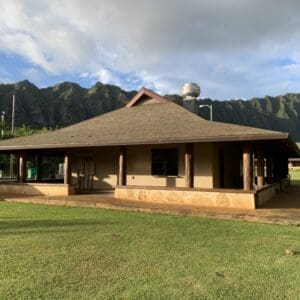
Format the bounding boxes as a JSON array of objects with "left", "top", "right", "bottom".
[
  {"left": 1, "top": 0, "right": 300, "bottom": 98},
  {"left": 0, "top": 67, "right": 12, "bottom": 84},
  {"left": 83, "top": 69, "right": 113, "bottom": 85},
  {"left": 21, "top": 67, "right": 43, "bottom": 83}
]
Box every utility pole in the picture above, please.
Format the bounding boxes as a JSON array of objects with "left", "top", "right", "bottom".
[
  {"left": 9, "top": 93, "right": 16, "bottom": 179},
  {"left": 1, "top": 111, "right": 5, "bottom": 138},
  {"left": 11, "top": 93, "right": 15, "bottom": 134}
]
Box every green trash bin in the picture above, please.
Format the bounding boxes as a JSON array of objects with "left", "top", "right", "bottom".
[{"left": 27, "top": 167, "right": 37, "bottom": 180}]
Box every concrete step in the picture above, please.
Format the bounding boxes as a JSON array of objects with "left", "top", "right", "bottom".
[{"left": 2, "top": 194, "right": 300, "bottom": 226}]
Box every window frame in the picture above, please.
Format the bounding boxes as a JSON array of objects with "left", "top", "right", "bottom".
[{"left": 151, "top": 148, "right": 179, "bottom": 177}]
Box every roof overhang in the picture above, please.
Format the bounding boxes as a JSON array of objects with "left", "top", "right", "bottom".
[{"left": 0, "top": 133, "right": 290, "bottom": 152}]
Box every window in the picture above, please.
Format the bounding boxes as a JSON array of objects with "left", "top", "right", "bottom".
[{"left": 151, "top": 149, "right": 178, "bottom": 176}]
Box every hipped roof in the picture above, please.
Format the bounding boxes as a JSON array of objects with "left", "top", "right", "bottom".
[{"left": 0, "top": 88, "right": 296, "bottom": 152}]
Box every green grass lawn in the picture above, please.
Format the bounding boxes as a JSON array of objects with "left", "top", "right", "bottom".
[
  {"left": 290, "top": 169, "right": 300, "bottom": 184},
  {"left": 0, "top": 203, "right": 299, "bottom": 299}
]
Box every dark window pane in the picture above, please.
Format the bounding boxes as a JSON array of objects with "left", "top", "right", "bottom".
[{"left": 151, "top": 149, "right": 178, "bottom": 176}]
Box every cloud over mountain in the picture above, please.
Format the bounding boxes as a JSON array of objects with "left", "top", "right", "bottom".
[{"left": 1, "top": 0, "right": 300, "bottom": 98}]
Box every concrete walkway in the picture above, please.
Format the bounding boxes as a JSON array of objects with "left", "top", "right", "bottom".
[
  {"left": 1, "top": 184, "right": 300, "bottom": 225},
  {"left": 245, "top": 184, "right": 300, "bottom": 225}
]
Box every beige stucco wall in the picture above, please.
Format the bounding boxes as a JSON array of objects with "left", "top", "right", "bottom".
[
  {"left": 126, "top": 144, "right": 185, "bottom": 187},
  {"left": 93, "top": 148, "right": 118, "bottom": 189},
  {"left": 126, "top": 143, "right": 214, "bottom": 188},
  {"left": 194, "top": 143, "right": 214, "bottom": 188},
  {"left": 68, "top": 142, "right": 242, "bottom": 190},
  {"left": 70, "top": 147, "right": 118, "bottom": 189},
  {"left": 115, "top": 187, "right": 256, "bottom": 209}
]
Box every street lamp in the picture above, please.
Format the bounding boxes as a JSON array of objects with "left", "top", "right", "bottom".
[{"left": 199, "top": 104, "right": 213, "bottom": 121}]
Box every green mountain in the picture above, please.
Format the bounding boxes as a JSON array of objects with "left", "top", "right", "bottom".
[
  {"left": 0, "top": 80, "right": 136, "bottom": 129},
  {"left": 0, "top": 80, "right": 299, "bottom": 142},
  {"left": 167, "top": 94, "right": 300, "bottom": 142}
]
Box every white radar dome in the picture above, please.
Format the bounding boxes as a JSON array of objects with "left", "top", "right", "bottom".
[{"left": 181, "top": 83, "right": 201, "bottom": 100}]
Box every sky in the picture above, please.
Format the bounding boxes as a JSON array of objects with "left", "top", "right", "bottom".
[{"left": 1, "top": 0, "right": 300, "bottom": 99}]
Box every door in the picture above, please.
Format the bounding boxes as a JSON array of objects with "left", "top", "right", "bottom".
[{"left": 77, "top": 157, "right": 95, "bottom": 192}]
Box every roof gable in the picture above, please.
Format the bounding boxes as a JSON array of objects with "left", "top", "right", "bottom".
[{"left": 126, "top": 87, "right": 168, "bottom": 107}]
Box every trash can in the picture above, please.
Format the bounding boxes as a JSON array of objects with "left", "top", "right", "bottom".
[{"left": 27, "top": 167, "right": 37, "bottom": 180}]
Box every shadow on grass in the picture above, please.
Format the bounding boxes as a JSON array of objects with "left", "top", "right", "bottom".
[{"left": 0, "top": 219, "right": 116, "bottom": 236}]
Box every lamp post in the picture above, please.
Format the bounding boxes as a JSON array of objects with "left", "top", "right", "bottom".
[
  {"left": 9, "top": 93, "right": 16, "bottom": 179},
  {"left": 199, "top": 104, "right": 213, "bottom": 121},
  {"left": 11, "top": 93, "right": 15, "bottom": 134}
]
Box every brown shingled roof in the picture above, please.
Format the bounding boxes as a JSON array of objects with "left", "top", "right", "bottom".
[{"left": 0, "top": 88, "right": 291, "bottom": 151}]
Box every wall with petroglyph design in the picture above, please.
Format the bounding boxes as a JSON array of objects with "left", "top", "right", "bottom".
[{"left": 115, "top": 187, "right": 256, "bottom": 209}]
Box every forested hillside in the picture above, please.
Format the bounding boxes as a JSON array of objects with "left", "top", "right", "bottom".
[{"left": 0, "top": 80, "right": 299, "bottom": 141}]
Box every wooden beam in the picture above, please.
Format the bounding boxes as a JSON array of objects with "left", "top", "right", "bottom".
[
  {"left": 19, "top": 153, "right": 27, "bottom": 182},
  {"left": 64, "top": 153, "right": 71, "bottom": 185},
  {"left": 118, "top": 146, "right": 127, "bottom": 186},
  {"left": 243, "top": 143, "right": 253, "bottom": 191},
  {"left": 185, "top": 143, "right": 194, "bottom": 188},
  {"left": 256, "top": 145, "right": 264, "bottom": 189}
]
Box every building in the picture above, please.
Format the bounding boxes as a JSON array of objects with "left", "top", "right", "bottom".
[
  {"left": 288, "top": 143, "right": 300, "bottom": 169},
  {"left": 289, "top": 158, "right": 300, "bottom": 169},
  {"left": 0, "top": 88, "right": 298, "bottom": 209}
]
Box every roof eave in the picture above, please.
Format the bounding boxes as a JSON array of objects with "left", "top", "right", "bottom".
[{"left": 0, "top": 133, "right": 289, "bottom": 152}]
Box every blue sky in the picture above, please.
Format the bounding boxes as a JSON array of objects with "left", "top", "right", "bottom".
[{"left": 1, "top": 0, "right": 300, "bottom": 100}]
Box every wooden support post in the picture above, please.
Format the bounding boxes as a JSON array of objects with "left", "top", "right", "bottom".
[
  {"left": 243, "top": 143, "right": 253, "bottom": 191},
  {"left": 256, "top": 145, "right": 264, "bottom": 189},
  {"left": 64, "top": 153, "right": 71, "bottom": 185},
  {"left": 185, "top": 143, "right": 194, "bottom": 188},
  {"left": 118, "top": 146, "right": 127, "bottom": 186},
  {"left": 19, "top": 153, "right": 27, "bottom": 182}
]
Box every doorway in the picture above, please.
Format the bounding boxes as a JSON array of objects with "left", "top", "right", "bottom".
[
  {"left": 77, "top": 157, "right": 95, "bottom": 193},
  {"left": 219, "top": 149, "right": 225, "bottom": 188}
]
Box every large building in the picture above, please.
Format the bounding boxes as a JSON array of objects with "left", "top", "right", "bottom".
[{"left": 0, "top": 88, "right": 298, "bottom": 209}]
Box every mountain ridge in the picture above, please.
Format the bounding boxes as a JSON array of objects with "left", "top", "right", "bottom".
[{"left": 0, "top": 80, "right": 299, "bottom": 141}]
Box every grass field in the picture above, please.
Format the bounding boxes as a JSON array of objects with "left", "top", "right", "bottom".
[
  {"left": 290, "top": 169, "right": 300, "bottom": 184},
  {"left": 0, "top": 202, "right": 299, "bottom": 299}
]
